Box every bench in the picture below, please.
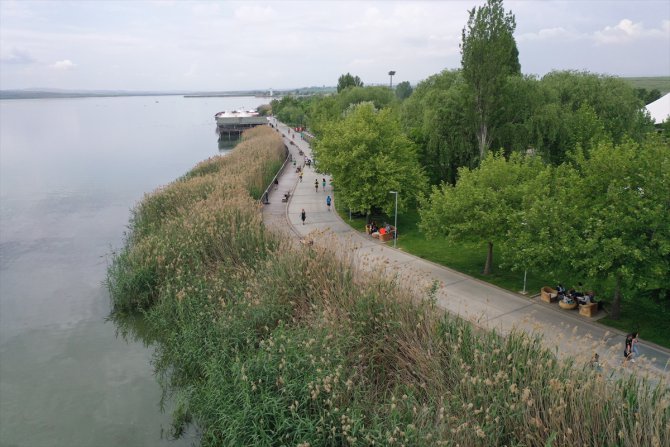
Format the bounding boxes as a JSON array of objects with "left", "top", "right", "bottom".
[
  {"left": 579, "top": 302, "right": 597, "bottom": 317},
  {"left": 540, "top": 286, "right": 558, "bottom": 303},
  {"left": 379, "top": 226, "right": 397, "bottom": 242}
]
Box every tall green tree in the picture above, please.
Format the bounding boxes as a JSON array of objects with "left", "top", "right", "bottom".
[
  {"left": 557, "top": 137, "right": 670, "bottom": 319},
  {"left": 401, "top": 70, "right": 477, "bottom": 184},
  {"left": 461, "top": 0, "right": 521, "bottom": 161},
  {"left": 313, "top": 103, "right": 427, "bottom": 217},
  {"left": 337, "top": 73, "right": 364, "bottom": 93},
  {"left": 395, "top": 81, "right": 413, "bottom": 100},
  {"left": 420, "top": 152, "right": 540, "bottom": 275},
  {"left": 502, "top": 136, "right": 670, "bottom": 319}
]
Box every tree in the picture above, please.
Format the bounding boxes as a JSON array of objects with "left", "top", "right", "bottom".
[
  {"left": 401, "top": 70, "right": 478, "bottom": 184},
  {"left": 337, "top": 73, "right": 364, "bottom": 93},
  {"left": 461, "top": 0, "right": 521, "bottom": 161},
  {"left": 313, "top": 103, "right": 427, "bottom": 217},
  {"left": 540, "top": 71, "right": 654, "bottom": 145},
  {"left": 395, "top": 81, "right": 413, "bottom": 100},
  {"left": 420, "top": 152, "right": 541, "bottom": 275},
  {"left": 556, "top": 137, "right": 670, "bottom": 319}
]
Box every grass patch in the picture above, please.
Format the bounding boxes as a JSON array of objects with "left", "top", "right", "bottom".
[
  {"left": 622, "top": 76, "right": 670, "bottom": 95},
  {"left": 600, "top": 295, "right": 670, "bottom": 348}
]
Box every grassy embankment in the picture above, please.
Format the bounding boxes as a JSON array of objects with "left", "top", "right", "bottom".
[
  {"left": 623, "top": 76, "right": 670, "bottom": 95},
  {"left": 335, "top": 205, "right": 670, "bottom": 349},
  {"left": 108, "top": 126, "right": 668, "bottom": 446}
]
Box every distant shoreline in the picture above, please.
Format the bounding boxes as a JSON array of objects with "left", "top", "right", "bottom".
[{"left": 1, "top": 92, "right": 272, "bottom": 100}]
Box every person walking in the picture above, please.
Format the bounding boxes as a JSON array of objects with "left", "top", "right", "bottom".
[
  {"left": 623, "top": 332, "right": 639, "bottom": 364},
  {"left": 314, "top": 179, "right": 319, "bottom": 192},
  {"left": 322, "top": 178, "right": 326, "bottom": 191},
  {"left": 326, "top": 195, "right": 332, "bottom": 211},
  {"left": 301, "top": 208, "right": 306, "bottom": 225},
  {"left": 299, "top": 171, "right": 303, "bottom": 182}
]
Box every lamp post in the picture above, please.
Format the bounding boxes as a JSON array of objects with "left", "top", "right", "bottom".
[
  {"left": 388, "top": 70, "right": 396, "bottom": 89},
  {"left": 389, "top": 191, "right": 398, "bottom": 248}
]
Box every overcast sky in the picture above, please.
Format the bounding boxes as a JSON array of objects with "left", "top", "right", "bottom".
[{"left": 1, "top": 0, "right": 668, "bottom": 91}]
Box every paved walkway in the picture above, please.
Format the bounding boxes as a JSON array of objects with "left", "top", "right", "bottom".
[{"left": 262, "top": 119, "right": 669, "bottom": 381}]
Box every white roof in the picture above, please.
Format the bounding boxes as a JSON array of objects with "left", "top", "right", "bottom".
[{"left": 645, "top": 93, "right": 670, "bottom": 124}]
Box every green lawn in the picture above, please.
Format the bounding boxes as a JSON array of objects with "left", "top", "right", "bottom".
[
  {"left": 622, "top": 76, "right": 670, "bottom": 95},
  {"left": 335, "top": 203, "right": 670, "bottom": 348}
]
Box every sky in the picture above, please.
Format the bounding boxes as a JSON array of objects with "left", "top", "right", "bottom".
[{"left": 1, "top": 0, "right": 669, "bottom": 91}]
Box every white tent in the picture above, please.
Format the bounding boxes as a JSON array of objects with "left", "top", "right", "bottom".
[{"left": 645, "top": 93, "right": 670, "bottom": 124}]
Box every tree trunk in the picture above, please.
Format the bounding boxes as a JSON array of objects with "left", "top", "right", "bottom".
[
  {"left": 483, "top": 241, "right": 493, "bottom": 275},
  {"left": 611, "top": 274, "right": 622, "bottom": 320},
  {"left": 477, "top": 122, "right": 489, "bottom": 161}
]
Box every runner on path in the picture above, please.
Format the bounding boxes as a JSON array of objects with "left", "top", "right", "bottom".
[
  {"left": 315, "top": 179, "right": 319, "bottom": 192},
  {"left": 322, "top": 178, "right": 326, "bottom": 191},
  {"left": 326, "top": 195, "right": 332, "bottom": 211},
  {"left": 301, "top": 209, "right": 306, "bottom": 225}
]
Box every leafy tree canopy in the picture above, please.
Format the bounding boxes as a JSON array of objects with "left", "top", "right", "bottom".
[
  {"left": 395, "top": 81, "right": 413, "bottom": 101},
  {"left": 313, "top": 102, "right": 427, "bottom": 217},
  {"left": 337, "top": 72, "right": 364, "bottom": 93},
  {"left": 420, "top": 152, "right": 542, "bottom": 274},
  {"left": 461, "top": 0, "right": 521, "bottom": 160}
]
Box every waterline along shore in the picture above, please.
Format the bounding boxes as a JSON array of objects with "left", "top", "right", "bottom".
[{"left": 108, "top": 125, "right": 668, "bottom": 447}]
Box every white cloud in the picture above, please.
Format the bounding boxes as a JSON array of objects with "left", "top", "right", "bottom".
[
  {"left": 51, "top": 59, "right": 76, "bottom": 70},
  {"left": 1, "top": 48, "right": 36, "bottom": 64},
  {"left": 594, "top": 19, "right": 668, "bottom": 44},
  {"left": 518, "top": 27, "right": 581, "bottom": 42},
  {"left": 233, "top": 4, "right": 275, "bottom": 23}
]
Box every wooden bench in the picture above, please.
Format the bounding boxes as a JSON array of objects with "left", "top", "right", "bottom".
[
  {"left": 378, "top": 226, "right": 397, "bottom": 243},
  {"left": 540, "top": 286, "right": 558, "bottom": 303},
  {"left": 579, "top": 302, "right": 597, "bottom": 317}
]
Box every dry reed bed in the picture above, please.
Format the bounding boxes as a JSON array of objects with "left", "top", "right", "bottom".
[{"left": 108, "top": 126, "right": 669, "bottom": 447}]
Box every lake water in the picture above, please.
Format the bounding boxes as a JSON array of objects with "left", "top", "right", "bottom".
[{"left": 0, "top": 95, "right": 268, "bottom": 446}]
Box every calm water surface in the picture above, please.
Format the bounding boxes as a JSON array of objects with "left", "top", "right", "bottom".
[{"left": 0, "top": 95, "right": 267, "bottom": 446}]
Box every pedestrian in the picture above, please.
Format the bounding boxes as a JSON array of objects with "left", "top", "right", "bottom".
[
  {"left": 623, "top": 332, "right": 639, "bottom": 364},
  {"left": 301, "top": 208, "right": 306, "bottom": 225},
  {"left": 299, "top": 171, "right": 303, "bottom": 182},
  {"left": 326, "top": 195, "right": 331, "bottom": 211},
  {"left": 274, "top": 178, "right": 279, "bottom": 190},
  {"left": 322, "top": 178, "right": 326, "bottom": 191},
  {"left": 315, "top": 179, "right": 319, "bottom": 192}
]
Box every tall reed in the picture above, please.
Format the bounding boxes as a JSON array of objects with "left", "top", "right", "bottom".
[{"left": 107, "top": 125, "right": 669, "bottom": 447}]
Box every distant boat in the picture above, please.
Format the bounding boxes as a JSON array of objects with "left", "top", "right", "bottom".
[{"left": 215, "top": 109, "right": 267, "bottom": 132}]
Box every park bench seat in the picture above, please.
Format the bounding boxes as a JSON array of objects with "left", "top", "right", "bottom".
[{"left": 541, "top": 286, "right": 558, "bottom": 303}]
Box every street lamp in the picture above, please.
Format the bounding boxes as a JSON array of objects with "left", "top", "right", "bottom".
[
  {"left": 388, "top": 70, "right": 396, "bottom": 89},
  {"left": 389, "top": 191, "right": 398, "bottom": 248}
]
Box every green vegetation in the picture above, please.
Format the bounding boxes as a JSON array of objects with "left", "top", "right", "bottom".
[
  {"left": 294, "top": 0, "right": 665, "bottom": 329},
  {"left": 336, "top": 206, "right": 551, "bottom": 294},
  {"left": 313, "top": 103, "right": 427, "bottom": 217},
  {"left": 461, "top": 0, "right": 521, "bottom": 159},
  {"left": 109, "top": 126, "right": 668, "bottom": 446},
  {"left": 623, "top": 76, "right": 670, "bottom": 95},
  {"left": 337, "top": 72, "right": 364, "bottom": 92}
]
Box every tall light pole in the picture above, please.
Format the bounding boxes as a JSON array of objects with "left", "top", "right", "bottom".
[
  {"left": 389, "top": 191, "right": 398, "bottom": 248},
  {"left": 388, "top": 70, "right": 396, "bottom": 89}
]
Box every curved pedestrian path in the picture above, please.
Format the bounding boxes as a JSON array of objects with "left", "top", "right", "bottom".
[{"left": 262, "top": 119, "right": 669, "bottom": 381}]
